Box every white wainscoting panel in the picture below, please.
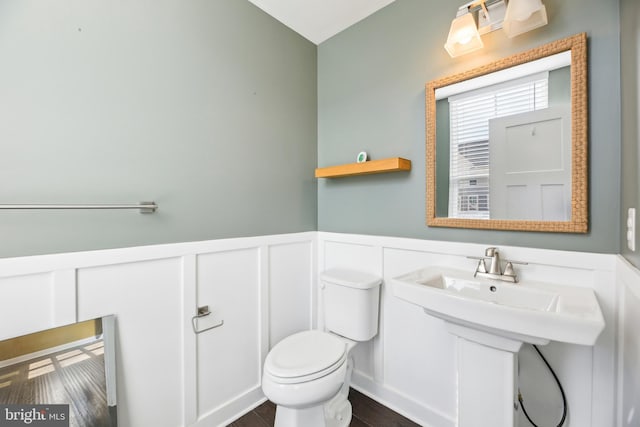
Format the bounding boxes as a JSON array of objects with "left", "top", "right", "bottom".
[
  {"left": 195, "top": 248, "right": 261, "bottom": 423},
  {"left": 382, "top": 248, "right": 460, "bottom": 426},
  {"left": 0, "top": 273, "right": 57, "bottom": 340},
  {"left": 0, "top": 232, "right": 625, "bottom": 427},
  {"left": 317, "top": 232, "right": 617, "bottom": 427},
  {"left": 77, "top": 258, "right": 184, "bottom": 427},
  {"left": 0, "top": 232, "right": 316, "bottom": 427},
  {"left": 268, "top": 241, "right": 314, "bottom": 348},
  {"left": 617, "top": 256, "right": 640, "bottom": 427}
]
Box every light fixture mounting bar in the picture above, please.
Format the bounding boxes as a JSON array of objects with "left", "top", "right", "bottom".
[
  {"left": 456, "top": 0, "right": 507, "bottom": 35},
  {"left": 460, "top": 0, "right": 507, "bottom": 15}
]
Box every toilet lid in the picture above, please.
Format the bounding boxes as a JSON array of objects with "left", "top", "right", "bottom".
[{"left": 265, "top": 331, "right": 346, "bottom": 380}]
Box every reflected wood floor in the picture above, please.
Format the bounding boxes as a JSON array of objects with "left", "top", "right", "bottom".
[
  {"left": 229, "top": 388, "right": 421, "bottom": 427},
  {"left": 0, "top": 339, "right": 112, "bottom": 427}
]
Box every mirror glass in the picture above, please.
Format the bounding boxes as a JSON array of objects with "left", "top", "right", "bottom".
[
  {"left": 0, "top": 316, "right": 118, "bottom": 426},
  {"left": 426, "top": 34, "right": 588, "bottom": 233}
]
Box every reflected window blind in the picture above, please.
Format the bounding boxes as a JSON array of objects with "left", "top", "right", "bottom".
[{"left": 448, "top": 73, "right": 549, "bottom": 219}]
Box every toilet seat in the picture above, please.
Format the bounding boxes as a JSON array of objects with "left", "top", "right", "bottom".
[{"left": 265, "top": 331, "right": 347, "bottom": 384}]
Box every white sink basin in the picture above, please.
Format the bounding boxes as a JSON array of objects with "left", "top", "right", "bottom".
[{"left": 392, "top": 267, "right": 605, "bottom": 346}]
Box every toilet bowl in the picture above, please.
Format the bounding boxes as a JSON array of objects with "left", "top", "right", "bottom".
[
  {"left": 262, "top": 330, "right": 356, "bottom": 427},
  {"left": 261, "top": 269, "right": 382, "bottom": 427}
]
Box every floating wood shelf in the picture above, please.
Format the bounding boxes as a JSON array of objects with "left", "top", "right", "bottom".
[{"left": 315, "top": 157, "right": 411, "bottom": 178}]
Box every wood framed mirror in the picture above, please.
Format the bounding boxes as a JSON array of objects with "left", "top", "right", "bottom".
[{"left": 426, "top": 33, "right": 587, "bottom": 233}]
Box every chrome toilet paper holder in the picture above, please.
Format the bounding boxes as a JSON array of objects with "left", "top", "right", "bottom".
[{"left": 191, "top": 305, "right": 224, "bottom": 334}]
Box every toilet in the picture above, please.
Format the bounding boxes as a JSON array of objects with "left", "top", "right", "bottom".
[{"left": 262, "top": 268, "right": 382, "bottom": 427}]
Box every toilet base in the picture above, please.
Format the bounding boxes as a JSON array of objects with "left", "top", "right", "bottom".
[
  {"left": 273, "top": 399, "right": 351, "bottom": 427},
  {"left": 324, "top": 396, "right": 352, "bottom": 427},
  {"left": 273, "top": 355, "right": 354, "bottom": 427},
  {"left": 274, "top": 405, "right": 325, "bottom": 427}
]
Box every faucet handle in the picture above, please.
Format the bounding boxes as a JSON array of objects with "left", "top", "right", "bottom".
[
  {"left": 503, "top": 262, "right": 516, "bottom": 277},
  {"left": 476, "top": 259, "right": 487, "bottom": 275},
  {"left": 502, "top": 260, "right": 528, "bottom": 283},
  {"left": 467, "top": 256, "right": 488, "bottom": 277},
  {"left": 502, "top": 262, "right": 519, "bottom": 283}
]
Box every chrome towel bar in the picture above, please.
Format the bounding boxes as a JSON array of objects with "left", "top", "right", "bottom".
[{"left": 0, "top": 201, "right": 157, "bottom": 213}]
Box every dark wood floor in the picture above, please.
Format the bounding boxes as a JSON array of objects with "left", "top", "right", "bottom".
[{"left": 229, "top": 388, "right": 421, "bottom": 427}]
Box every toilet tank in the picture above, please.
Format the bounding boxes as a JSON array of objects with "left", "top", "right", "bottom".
[{"left": 320, "top": 269, "right": 382, "bottom": 342}]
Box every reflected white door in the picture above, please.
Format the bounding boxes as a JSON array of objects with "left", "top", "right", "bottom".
[{"left": 489, "top": 106, "right": 571, "bottom": 220}]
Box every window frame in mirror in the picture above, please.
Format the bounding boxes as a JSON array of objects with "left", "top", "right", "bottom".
[{"left": 426, "top": 33, "right": 588, "bottom": 233}]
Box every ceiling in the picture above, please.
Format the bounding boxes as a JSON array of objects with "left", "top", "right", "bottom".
[{"left": 247, "top": 0, "right": 396, "bottom": 45}]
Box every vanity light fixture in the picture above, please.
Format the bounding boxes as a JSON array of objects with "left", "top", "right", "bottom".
[
  {"left": 444, "top": 0, "right": 548, "bottom": 58},
  {"left": 503, "top": 0, "right": 548, "bottom": 38},
  {"left": 444, "top": 10, "right": 484, "bottom": 58}
]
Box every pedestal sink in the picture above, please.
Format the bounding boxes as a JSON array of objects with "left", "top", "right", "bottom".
[{"left": 391, "top": 267, "right": 605, "bottom": 427}]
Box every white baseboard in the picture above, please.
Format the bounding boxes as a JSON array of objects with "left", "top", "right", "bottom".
[{"left": 194, "top": 386, "right": 266, "bottom": 427}]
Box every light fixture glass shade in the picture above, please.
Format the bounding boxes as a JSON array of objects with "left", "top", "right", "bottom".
[
  {"left": 444, "top": 12, "right": 484, "bottom": 58},
  {"left": 503, "top": 0, "right": 548, "bottom": 38}
]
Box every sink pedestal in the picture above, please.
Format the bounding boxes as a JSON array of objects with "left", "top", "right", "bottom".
[
  {"left": 392, "top": 266, "right": 605, "bottom": 427},
  {"left": 448, "top": 323, "right": 528, "bottom": 427}
]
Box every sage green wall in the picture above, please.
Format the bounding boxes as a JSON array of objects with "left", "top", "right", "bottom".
[
  {"left": 318, "top": 0, "right": 621, "bottom": 253},
  {"left": 620, "top": 0, "right": 640, "bottom": 267},
  {"left": 0, "top": 0, "right": 317, "bottom": 258},
  {"left": 549, "top": 66, "right": 571, "bottom": 106},
  {"left": 435, "top": 99, "right": 450, "bottom": 217}
]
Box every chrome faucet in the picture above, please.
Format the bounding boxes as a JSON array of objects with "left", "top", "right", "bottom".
[
  {"left": 468, "top": 247, "right": 527, "bottom": 283},
  {"left": 485, "top": 247, "right": 501, "bottom": 275}
]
